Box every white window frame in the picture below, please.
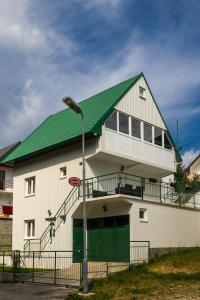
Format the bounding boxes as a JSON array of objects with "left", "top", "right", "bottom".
[
  {"left": 139, "top": 208, "right": 148, "bottom": 222},
  {"left": 118, "top": 111, "right": 130, "bottom": 135},
  {"left": 139, "top": 86, "right": 146, "bottom": 100},
  {"left": 25, "top": 176, "right": 35, "bottom": 197},
  {"left": 104, "top": 111, "right": 173, "bottom": 152},
  {"left": 60, "top": 166, "right": 67, "bottom": 179},
  {"left": 143, "top": 122, "right": 153, "bottom": 144},
  {"left": 24, "top": 220, "right": 35, "bottom": 239}
]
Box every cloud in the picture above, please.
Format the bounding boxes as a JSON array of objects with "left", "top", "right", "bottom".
[
  {"left": 0, "top": 0, "right": 200, "bottom": 152},
  {"left": 182, "top": 149, "right": 200, "bottom": 167},
  {"left": 0, "top": 0, "right": 45, "bottom": 50}
]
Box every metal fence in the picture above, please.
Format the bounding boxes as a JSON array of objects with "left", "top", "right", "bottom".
[
  {"left": 84, "top": 172, "right": 200, "bottom": 209},
  {"left": 0, "top": 179, "right": 13, "bottom": 190},
  {"left": 0, "top": 241, "right": 150, "bottom": 286}
]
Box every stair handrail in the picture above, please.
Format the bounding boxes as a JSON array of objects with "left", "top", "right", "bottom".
[
  {"left": 24, "top": 185, "right": 80, "bottom": 252},
  {"left": 39, "top": 186, "right": 79, "bottom": 250}
]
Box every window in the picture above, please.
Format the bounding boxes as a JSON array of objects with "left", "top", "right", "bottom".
[
  {"left": 105, "top": 111, "right": 117, "bottom": 131},
  {"left": 139, "top": 208, "right": 147, "bottom": 222},
  {"left": 139, "top": 86, "right": 146, "bottom": 99},
  {"left": 25, "top": 220, "right": 35, "bottom": 238},
  {"left": 60, "top": 166, "right": 67, "bottom": 178},
  {"left": 119, "top": 112, "right": 129, "bottom": 134},
  {"left": 131, "top": 117, "right": 141, "bottom": 139},
  {"left": 154, "top": 127, "right": 162, "bottom": 146},
  {"left": 164, "top": 132, "right": 172, "bottom": 150},
  {"left": 25, "top": 177, "right": 35, "bottom": 196},
  {"left": 144, "top": 123, "right": 152, "bottom": 143}
]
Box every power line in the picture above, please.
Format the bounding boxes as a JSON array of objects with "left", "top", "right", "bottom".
[{"left": 179, "top": 139, "right": 200, "bottom": 151}]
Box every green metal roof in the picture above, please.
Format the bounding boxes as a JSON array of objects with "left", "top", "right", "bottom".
[{"left": 2, "top": 73, "right": 142, "bottom": 163}]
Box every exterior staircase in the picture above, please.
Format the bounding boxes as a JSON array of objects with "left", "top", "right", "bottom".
[{"left": 24, "top": 186, "right": 80, "bottom": 252}]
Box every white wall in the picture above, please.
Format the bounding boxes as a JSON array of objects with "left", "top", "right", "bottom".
[
  {"left": 99, "top": 75, "right": 176, "bottom": 176},
  {"left": 102, "top": 128, "right": 175, "bottom": 173},
  {"left": 116, "top": 76, "right": 166, "bottom": 129},
  {"left": 12, "top": 137, "right": 125, "bottom": 250},
  {"left": 130, "top": 200, "right": 200, "bottom": 248}
]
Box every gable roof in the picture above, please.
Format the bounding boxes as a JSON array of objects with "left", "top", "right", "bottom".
[
  {"left": 1, "top": 72, "right": 181, "bottom": 163},
  {"left": 0, "top": 142, "right": 21, "bottom": 163}
]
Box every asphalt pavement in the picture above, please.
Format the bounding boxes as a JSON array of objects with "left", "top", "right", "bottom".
[{"left": 0, "top": 283, "right": 77, "bottom": 300}]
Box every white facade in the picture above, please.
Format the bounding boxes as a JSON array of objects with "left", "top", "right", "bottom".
[{"left": 11, "top": 75, "right": 200, "bottom": 253}]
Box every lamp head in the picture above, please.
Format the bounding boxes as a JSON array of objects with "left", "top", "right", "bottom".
[{"left": 63, "top": 97, "right": 82, "bottom": 114}]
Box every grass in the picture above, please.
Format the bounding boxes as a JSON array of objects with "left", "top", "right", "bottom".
[
  {"left": 0, "top": 265, "right": 54, "bottom": 273},
  {"left": 66, "top": 248, "right": 200, "bottom": 300}
]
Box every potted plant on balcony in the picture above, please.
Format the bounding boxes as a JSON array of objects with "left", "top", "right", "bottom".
[{"left": 170, "top": 163, "right": 200, "bottom": 204}]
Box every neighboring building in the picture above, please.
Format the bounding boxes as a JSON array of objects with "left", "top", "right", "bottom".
[
  {"left": 0, "top": 143, "right": 19, "bottom": 217},
  {"left": 2, "top": 73, "right": 200, "bottom": 258},
  {"left": 0, "top": 143, "right": 20, "bottom": 248},
  {"left": 186, "top": 154, "right": 200, "bottom": 179}
]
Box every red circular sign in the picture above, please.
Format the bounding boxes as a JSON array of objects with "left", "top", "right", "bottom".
[{"left": 68, "top": 177, "right": 81, "bottom": 187}]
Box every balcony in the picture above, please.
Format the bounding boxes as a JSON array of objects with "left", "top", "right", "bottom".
[
  {"left": 0, "top": 179, "right": 13, "bottom": 194},
  {"left": 90, "top": 127, "right": 176, "bottom": 177},
  {"left": 82, "top": 173, "right": 200, "bottom": 210}
]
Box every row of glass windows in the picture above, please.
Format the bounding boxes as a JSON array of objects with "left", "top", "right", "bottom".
[{"left": 105, "top": 111, "right": 172, "bottom": 150}]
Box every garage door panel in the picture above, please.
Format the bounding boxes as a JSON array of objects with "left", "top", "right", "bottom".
[{"left": 73, "top": 215, "right": 129, "bottom": 262}]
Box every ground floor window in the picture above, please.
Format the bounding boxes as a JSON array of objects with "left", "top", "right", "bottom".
[
  {"left": 25, "top": 220, "right": 35, "bottom": 238},
  {"left": 139, "top": 208, "right": 148, "bottom": 222}
]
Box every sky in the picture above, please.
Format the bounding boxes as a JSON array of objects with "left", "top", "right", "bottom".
[{"left": 0, "top": 0, "right": 200, "bottom": 166}]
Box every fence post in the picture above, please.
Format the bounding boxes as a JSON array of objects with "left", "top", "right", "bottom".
[
  {"left": 148, "top": 241, "right": 150, "bottom": 263},
  {"left": 3, "top": 251, "right": 5, "bottom": 272},
  {"left": 106, "top": 259, "right": 109, "bottom": 278},
  {"left": 54, "top": 251, "right": 57, "bottom": 285},
  {"left": 12, "top": 251, "right": 16, "bottom": 282},
  {"left": 80, "top": 261, "right": 83, "bottom": 287},
  {"left": 32, "top": 251, "right": 35, "bottom": 283},
  {"left": 160, "top": 182, "right": 162, "bottom": 203}
]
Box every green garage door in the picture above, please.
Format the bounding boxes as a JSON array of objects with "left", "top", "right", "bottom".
[{"left": 73, "top": 215, "right": 129, "bottom": 262}]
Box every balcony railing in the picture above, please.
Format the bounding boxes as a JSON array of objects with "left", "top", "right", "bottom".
[
  {"left": 82, "top": 172, "right": 200, "bottom": 209},
  {"left": 0, "top": 179, "right": 13, "bottom": 191}
]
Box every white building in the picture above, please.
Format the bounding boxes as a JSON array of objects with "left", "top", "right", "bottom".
[{"left": 2, "top": 73, "right": 200, "bottom": 260}]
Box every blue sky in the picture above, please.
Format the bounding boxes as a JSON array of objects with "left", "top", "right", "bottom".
[{"left": 0, "top": 0, "right": 200, "bottom": 166}]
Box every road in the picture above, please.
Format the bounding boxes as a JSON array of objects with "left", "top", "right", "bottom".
[{"left": 0, "top": 283, "right": 77, "bottom": 300}]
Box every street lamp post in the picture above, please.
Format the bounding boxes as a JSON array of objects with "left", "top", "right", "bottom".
[{"left": 63, "top": 97, "right": 88, "bottom": 293}]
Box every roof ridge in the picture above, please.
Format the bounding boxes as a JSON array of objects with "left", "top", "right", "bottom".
[{"left": 49, "top": 73, "right": 142, "bottom": 118}]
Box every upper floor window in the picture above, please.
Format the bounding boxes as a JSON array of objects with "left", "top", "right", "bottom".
[
  {"left": 131, "top": 117, "right": 141, "bottom": 139},
  {"left": 25, "top": 220, "right": 35, "bottom": 238},
  {"left": 139, "top": 86, "right": 146, "bottom": 99},
  {"left": 105, "top": 111, "right": 117, "bottom": 131},
  {"left": 118, "top": 112, "right": 129, "bottom": 135},
  {"left": 164, "top": 132, "right": 172, "bottom": 150},
  {"left": 154, "top": 127, "right": 162, "bottom": 146},
  {"left": 60, "top": 166, "right": 67, "bottom": 178},
  {"left": 25, "top": 176, "right": 35, "bottom": 196},
  {"left": 144, "top": 123, "right": 152, "bottom": 143}
]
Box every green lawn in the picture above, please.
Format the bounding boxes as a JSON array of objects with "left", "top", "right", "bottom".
[{"left": 66, "top": 248, "right": 200, "bottom": 300}]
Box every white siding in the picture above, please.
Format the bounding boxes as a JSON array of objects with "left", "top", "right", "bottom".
[
  {"left": 102, "top": 128, "right": 175, "bottom": 173},
  {"left": 130, "top": 200, "right": 200, "bottom": 248},
  {"left": 116, "top": 76, "right": 166, "bottom": 129},
  {"left": 12, "top": 137, "right": 102, "bottom": 250}
]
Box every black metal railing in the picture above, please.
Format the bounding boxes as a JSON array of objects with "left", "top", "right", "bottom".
[
  {"left": 0, "top": 179, "right": 13, "bottom": 191},
  {"left": 0, "top": 242, "right": 150, "bottom": 286},
  {"left": 24, "top": 186, "right": 80, "bottom": 252},
  {"left": 83, "top": 172, "right": 200, "bottom": 209}
]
